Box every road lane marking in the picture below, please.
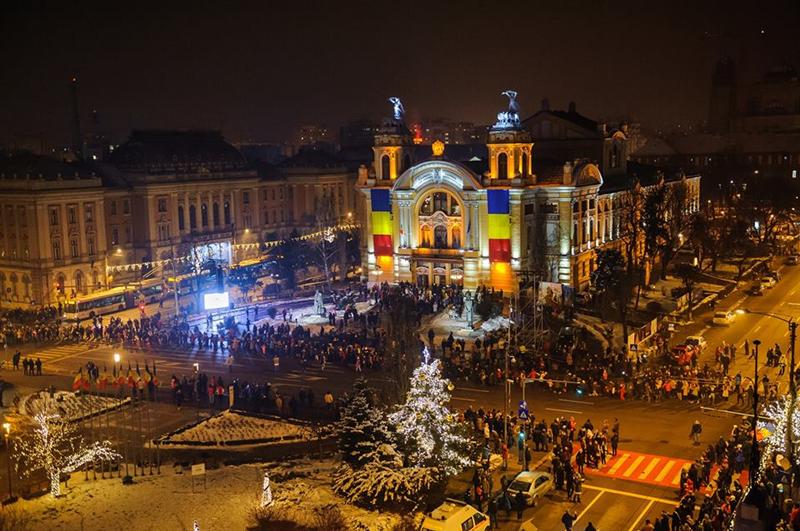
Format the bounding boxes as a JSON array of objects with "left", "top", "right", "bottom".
[
  {"left": 623, "top": 455, "right": 646, "bottom": 477},
  {"left": 545, "top": 407, "right": 583, "bottom": 414},
  {"left": 558, "top": 398, "right": 594, "bottom": 405},
  {"left": 753, "top": 325, "right": 762, "bottom": 333},
  {"left": 451, "top": 397, "right": 476, "bottom": 402},
  {"left": 575, "top": 491, "right": 604, "bottom": 522},
  {"left": 457, "top": 387, "right": 490, "bottom": 393},
  {"left": 654, "top": 460, "right": 676, "bottom": 482},
  {"left": 608, "top": 453, "right": 630, "bottom": 474},
  {"left": 583, "top": 485, "right": 676, "bottom": 505},
  {"left": 628, "top": 500, "right": 656, "bottom": 531},
  {"left": 639, "top": 458, "right": 661, "bottom": 479}
]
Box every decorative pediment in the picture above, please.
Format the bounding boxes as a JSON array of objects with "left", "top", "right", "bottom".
[{"left": 393, "top": 160, "right": 483, "bottom": 192}]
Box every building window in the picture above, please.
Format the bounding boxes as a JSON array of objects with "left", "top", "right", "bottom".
[
  {"left": 70, "top": 238, "right": 79, "bottom": 258},
  {"left": 158, "top": 223, "right": 170, "bottom": 241},
  {"left": 201, "top": 204, "right": 208, "bottom": 227},
  {"left": 157, "top": 198, "right": 167, "bottom": 213},
  {"left": 52, "top": 240, "right": 62, "bottom": 260},
  {"left": 224, "top": 201, "right": 231, "bottom": 225},
  {"left": 381, "top": 155, "right": 390, "bottom": 179},
  {"left": 75, "top": 271, "right": 84, "bottom": 294},
  {"left": 49, "top": 208, "right": 59, "bottom": 226},
  {"left": 497, "top": 152, "right": 509, "bottom": 179},
  {"left": 434, "top": 226, "right": 448, "bottom": 248},
  {"left": 242, "top": 191, "right": 250, "bottom": 204},
  {"left": 67, "top": 206, "right": 77, "bottom": 224},
  {"left": 279, "top": 188, "right": 283, "bottom": 200},
  {"left": 85, "top": 204, "right": 93, "bottom": 222},
  {"left": 272, "top": 188, "right": 277, "bottom": 201},
  {"left": 280, "top": 210, "right": 285, "bottom": 222},
  {"left": 110, "top": 200, "right": 117, "bottom": 215},
  {"left": 243, "top": 213, "right": 252, "bottom": 228},
  {"left": 87, "top": 236, "right": 95, "bottom": 256},
  {"left": 56, "top": 273, "right": 65, "bottom": 294},
  {"left": 124, "top": 225, "right": 131, "bottom": 243},
  {"left": 189, "top": 205, "right": 197, "bottom": 229},
  {"left": 123, "top": 199, "right": 130, "bottom": 214},
  {"left": 178, "top": 206, "right": 185, "bottom": 230},
  {"left": 213, "top": 203, "right": 220, "bottom": 226},
  {"left": 111, "top": 227, "right": 119, "bottom": 245}
]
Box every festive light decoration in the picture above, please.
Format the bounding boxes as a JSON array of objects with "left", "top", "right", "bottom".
[
  {"left": 388, "top": 348, "right": 470, "bottom": 476},
  {"left": 15, "top": 412, "right": 120, "bottom": 497}
]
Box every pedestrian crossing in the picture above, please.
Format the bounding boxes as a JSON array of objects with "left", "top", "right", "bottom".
[
  {"left": 24, "top": 343, "right": 98, "bottom": 363},
  {"left": 584, "top": 450, "right": 692, "bottom": 488}
]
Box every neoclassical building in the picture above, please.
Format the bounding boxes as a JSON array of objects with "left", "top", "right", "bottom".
[{"left": 359, "top": 94, "right": 701, "bottom": 292}]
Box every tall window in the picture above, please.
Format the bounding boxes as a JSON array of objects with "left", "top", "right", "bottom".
[
  {"left": 189, "top": 205, "right": 197, "bottom": 229},
  {"left": 111, "top": 227, "right": 119, "bottom": 245},
  {"left": 522, "top": 152, "right": 528, "bottom": 176},
  {"left": 381, "top": 155, "right": 390, "bottom": 179},
  {"left": 434, "top": 226, "right": 448, "bottom": 248},
  {"left": 498, "top": 152, "right": 508, "bottom": 179},
  {"left": 68, "top": 206, "right": 77, "bottom": 224},
  {"left": 52, "top": 240, "right": 62, "bottom": 260},
  {"left": 123, "top": 199, "right": 130, "bottom": 214},
  {"left": 158, "top": 223, "right": 170, "bottom": 241},
  {"left": 157, "top": 198, "right": 167, "bottom": 212},
  {"left": 213, "top": 203, "right": 220, "bottom": 226},
  {"left": 201, "top": 204, "right": 208, "bottom": 227},
  {"left": 178, "top": 206, "right": 185, "bottom": 230},
  {"left": 49, "top": 208, "right": 59, "bottom": 226},
  {"left": 75, "top": 271, "right": 84, "bottom": 294},
  {"left": 70, "top": 238, "right": 79, "bottom": 258},
  {"left": 87, "top": 236, "right": 95, "bottom": 256},
  {"left": 110, "top": 200, "right": 117, "bottom": 215},
  {"left": 85, "top": 204, "right": 93, "bottom": 222},
  {"left": 242, "top": 191, "right": 250, "bottom": 204},
  {"left": 224, "top": 201, "right": 231, "bottom": 225}
]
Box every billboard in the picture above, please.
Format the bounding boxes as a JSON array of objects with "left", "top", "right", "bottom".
[
  {"left": 203, "top": 292, "right": 230, "bottom": 310},
  {"left": 538, "top": 281, "right": 563, "bottom": 307}
]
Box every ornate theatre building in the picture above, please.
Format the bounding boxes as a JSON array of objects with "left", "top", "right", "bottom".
[{"left": 359, "top": 93, "right": 701, "bottom": 292}]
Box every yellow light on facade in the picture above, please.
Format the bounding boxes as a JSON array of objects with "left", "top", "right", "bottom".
[{"left": 432, "top": 140, "right": 445, "bottom": 157}]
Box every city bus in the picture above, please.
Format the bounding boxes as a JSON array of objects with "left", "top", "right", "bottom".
[
  {"left": 63, "top": 287, "right": 132, "bottom": 321},
  {"left": 133, "top": 277, "right": 166, "bottom": 304}
]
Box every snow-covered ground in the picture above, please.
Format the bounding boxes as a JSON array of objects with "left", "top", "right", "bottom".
[
  {"left": 20, "top": 391, "right": 129, "bottom": 423},
  {"left": 429, "top": 310, "right": 511, "bottom": 340},
  {"left": 13, "top": 458, "right": 413, "bottom": 531},
  {"left": 158, "top": 410, "right": 311, "bottom": 446}
]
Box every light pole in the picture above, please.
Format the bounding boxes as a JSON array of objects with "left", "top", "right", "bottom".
[
  {"left": 193, "top": 363, "right": 200, "bottom": 422},
  {"left": 2, "top": 422, "right": 11, "bottom": 500},
  {"left": 752, "top": 339, "right": 761, "bottom": 483},
  {"left": 739, "top": 309, "right": 797, "bottom": 471}
]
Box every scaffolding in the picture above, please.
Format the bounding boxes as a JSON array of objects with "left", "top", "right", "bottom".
[{"left": 515, "top": 269, "right": 545, "bottom": 356}]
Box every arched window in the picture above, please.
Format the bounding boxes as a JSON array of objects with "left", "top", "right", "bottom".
[
  {"left": 189, "top": 205, "right": 197, "bottom": 229},
  {"left": 434, "top": 226, "right": 448, "bottom": 248},
  {"left": 498, "top": 152, "right": 509, "bottom": 179},
  {"left": 224, "top": 202, "right": 231, "bottom": 225},
  {"left": 201, "top": 204, "right": 208, "bottom": 227},
  {"left": 178, "top": 206, "right": 185, "bottom": 231},
  {"left": 74, "top": 270, "right": 84, "bottom": 295},
  {"left": 56, "top": 273, "right": 66, "bottom": 295},
  {"left": 433, "top": 192, "right": 448, "bottom": 213},
  {"left": 420, "top": 226, "right": 432, "bottom": 248},
  {"left": 9, "top": 273, "right": 17, "bottom": 298},
  {"left": 381, "top": 155, "right": 391, "bottom": 179},
  {"left": 213, "top": 203, "right": 220, "bottom": 226},
  {"left": 522, "top": 152, "right": 528, "bottom": 176},
  {"left": 451, "top": 227, "right": 461, "bottom": 249},
  {"left": 22, "top": 274, "right": 30, "bottom": 298}
]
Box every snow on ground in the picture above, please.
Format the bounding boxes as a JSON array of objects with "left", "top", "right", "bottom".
[
  {"left": 479, "top": 316, "right": 511, "bottom": 332},
  {"left": 159, "top": 410, "right": 311, "bottom": 446},
  {"left": 20, "top": 391, "right": 129, "bottom": 422},
  {"left": 429, "top": 310, "right": 483, "bottom": 339},
  {"left": 14, "top": 458, "right": 411, "bottom": 531}
]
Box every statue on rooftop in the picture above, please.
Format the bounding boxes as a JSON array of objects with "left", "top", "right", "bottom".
[{"left": 388, "top": 97, "right": 405, "bottom": 122}]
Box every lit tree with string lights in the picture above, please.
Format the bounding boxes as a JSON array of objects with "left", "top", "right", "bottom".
[
  {"left": 388, "top": 347, "right": 471, "bottom": 477},
  {"left": 15, "top": 412, "right": 120, "bottom": 498}
]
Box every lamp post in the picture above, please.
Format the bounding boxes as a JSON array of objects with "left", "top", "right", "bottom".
[
  {"left": 193, "top": 363, "right": 200, "bottom": 422},
  {"left": 2, "top": 422, "right": 11, "bottom": 500},
  {"left": 751, "top": 339, "right": 761, "bottom": 482},
  {"left": 739, "top": 309, "right": 797, "bottom": 472}
]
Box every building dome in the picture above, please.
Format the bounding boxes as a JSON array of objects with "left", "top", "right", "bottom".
[{"left": 109, "top": 130, "right": 247, "bottom": 174}]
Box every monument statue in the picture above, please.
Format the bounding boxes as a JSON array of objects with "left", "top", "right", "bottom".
[
  {"left": 493, "top": 90, "right": 521, "bottom": 130},
  {"left": 464, "top": 290, "right": 475, "bottom": 329},
  {"left": 313, "top": 289, "right": 325, "bottom": 316},
  {"left": 388, "top": 97, "right": 405, "bottom": 122}
]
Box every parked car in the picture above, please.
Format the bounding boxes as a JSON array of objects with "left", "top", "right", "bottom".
[
  {"left": 506, "top": 471, "right": 554, "bottom": 506},
  {"left": 749, "top": 284, "right": 765, "bottom": 296},
  {"left": 761, "top": 277, "right": 777, "bottom": 289},
  {"left": 712, "top": 310, "right": 735, "bottom": 326},
  {"left": 767, "top": 270, "right": 781, "bottom": 282},
  {"left": 685, "top": 335, "right": 708, "bottom": 351},
  {"left": 421, "top": 499, "right": 490, "bottom": 531},
  {"left": 787, "top": 256, "right": 799, "bottom": 265}
]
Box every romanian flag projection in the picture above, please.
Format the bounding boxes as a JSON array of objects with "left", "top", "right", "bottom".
[
  {"left": 371, "top": 189, "right": 393, "bottom": 257},
  {"left": 487, "top": 189, "right": 510, "bottom": 262}
]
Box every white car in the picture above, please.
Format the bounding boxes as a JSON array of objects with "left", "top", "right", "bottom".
[
  {"left": 761, "top": 277, "right": 777, "bottom": 289},
  {"left": 787, "top": 256, "right": 799, "bottom": 265},
  {"left": 506, "top": 470, "right": 554, "bottom": 506},
  {"left": 421, "top": 499, "right": 490, "bottom": 531},
  {"left": 712, "top": 311, "right": 735, "bottom": 326}
]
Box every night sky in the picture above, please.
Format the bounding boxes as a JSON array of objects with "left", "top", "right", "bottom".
[{"left": 1, "top": 0, "right": 798, "bottom": 147}]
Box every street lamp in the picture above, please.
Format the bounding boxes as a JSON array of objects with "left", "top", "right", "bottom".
[
  {"left": 193, "top": 364, "right": 200, "bottom": 422},
  {"left": 739, "top": 308, "right": 798, "bottom": 470},
  {"left": 752, "top": 339, "right": 761, "bottom": 482},
  {"left": 3, "top": 422, "right": 12, "bottom": 500}
]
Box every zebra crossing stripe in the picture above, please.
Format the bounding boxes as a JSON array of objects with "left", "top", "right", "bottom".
[
  {"left": 654, "top": 460, "right": 676, "bottom": 482},
  {"left": 639, "top": 458, "right": 661, "bottom": 480},
  {"left": 608, "top": 453, "right": 630, "bottom": 474},
  {"left": 672, "top": 464, "right": 690, "bottom": 485},
  {"left": 623, "top": 455, "right": 646, "bottom": 477}
]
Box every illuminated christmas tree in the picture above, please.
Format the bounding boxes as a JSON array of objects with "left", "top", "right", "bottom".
[
  {"left": 15, "top": 412, "right": 120, "bottom": 497},
  {"left": 388, "top": 348, "right": 470, "bottom": 476}
]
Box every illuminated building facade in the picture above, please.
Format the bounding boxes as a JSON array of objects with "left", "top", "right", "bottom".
[{"left": 359, "top": 94, "right": 701, "bottom": 292}]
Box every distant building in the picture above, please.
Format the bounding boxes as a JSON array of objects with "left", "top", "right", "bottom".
[{"left": 339, "top": 120, "right": 379, "bottom": 149}]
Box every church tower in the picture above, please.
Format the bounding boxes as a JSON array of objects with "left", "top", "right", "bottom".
[
  {"left": 486, "top": 91, "right": 533, "bottom": 181},
  {"left": 373, "top": 97, "right": 413, "bottom": 181}
]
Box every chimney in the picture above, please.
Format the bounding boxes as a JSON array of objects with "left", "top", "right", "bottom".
[
  {"left": 568, "top": 101, "right": 576, "bottom": 114},
  {"left": 69, "top": 77, "right": 83, "bottom": 160},
  {"left": 541, "top": 98, "right": 550, "bottom": 111},
  {"left": 562, "top": 161, "right": 573, "bottom": 185}
]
